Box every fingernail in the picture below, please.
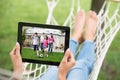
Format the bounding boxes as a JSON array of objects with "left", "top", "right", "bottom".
[
  {"left": 16, "top": 42, "right": 19, "bottom": 45},
  {"left": 67, "top": 48, "right": 70, "bottom": 52}
]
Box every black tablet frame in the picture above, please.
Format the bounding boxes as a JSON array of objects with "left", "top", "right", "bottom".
[{"left": 17, "top": 22, "right": 70, "bottom": 66}]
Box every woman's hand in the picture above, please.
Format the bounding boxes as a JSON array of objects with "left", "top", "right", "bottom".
[
  {"left": 10, "top": 42, "right": 23, "bottom": 75},
  {"left": 58, "top": 49, "right": 76, "bottom": 80}
]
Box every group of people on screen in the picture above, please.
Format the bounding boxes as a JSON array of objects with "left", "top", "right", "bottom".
[{"left": 32, "top": 32, "right": 55, "bottom": 57}]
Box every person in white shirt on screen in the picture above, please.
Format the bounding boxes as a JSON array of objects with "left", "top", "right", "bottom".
[
  {"left": 40, "top": 33, "right": 44, "bottom": 53},
  {"left": 32, "top": 32, "right": 39, "bottom": 55}
]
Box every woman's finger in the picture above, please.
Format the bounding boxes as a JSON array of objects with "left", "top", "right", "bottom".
[
  {"left": 15, "top": 42, "right": 21, "bottom": 56},
  {"left": 67, "top": 51, "right": 73, "bottom": 62},
  {"left": 62, "top": 49, "right": 70, "bottom": 62},
  {"left": 69, "top": 51, "right": 74, "bottom": 60},
  {"left": 10, "top": 44, "right": 17, "bottom": 56}
]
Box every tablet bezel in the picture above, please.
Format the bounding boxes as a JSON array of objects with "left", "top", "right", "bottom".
[{"left": 17, "top": 22, "right": 70, "bottom": 66}]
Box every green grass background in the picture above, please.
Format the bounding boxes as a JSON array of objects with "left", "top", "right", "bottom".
[
  {"left": 22, "top": 48, "right": 64, "bottom": 62},
  {"left": 0, "top": 0, "right": 120, "bottom": 80}
]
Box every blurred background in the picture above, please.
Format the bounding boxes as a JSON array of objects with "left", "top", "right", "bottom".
[{"left": 0, "top": 0, "right": 120, "bottom": 80}]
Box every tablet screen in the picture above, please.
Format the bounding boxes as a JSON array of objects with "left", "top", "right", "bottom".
[{"left": 18, "top": 22, "right": 70, "bottom": 65}]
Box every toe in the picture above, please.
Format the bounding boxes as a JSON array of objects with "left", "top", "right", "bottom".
[
  {"left": 77, "top": 10, "right": 85, "bottom": 17},
  {"left": 89, "top": 10, "right": 93, "bottom": 17},
  {"left": 81, "top": 10, "right": 85, "bottom": 15},
  {"left": 92, "top": 11, "right": 98, "bottom": 21}
]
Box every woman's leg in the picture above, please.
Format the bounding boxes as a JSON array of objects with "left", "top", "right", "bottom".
[
  {"left": 48, "top": 43, "right": 50, "bottom": 52},
  {"left": 66, "top": 41, "right": 95, "bottom": 80},
  {"left": 33, "top": 45, "right": 36, "bottom": 52},
  {"left": 42, "top": 43, "right": 44, "bottom": 52},
  {"left": 51, "top": 43, "right": 53, "bottom": 53},
  {"left": 40, "top": 10, "right": 85, "bottom": 80},
  {"left": 67, "top": 11, "right": 98, "bottom": 80},
  {"left": 36, "top": 45, "right": 39, "bottom": 51},
  {"left": 50, "top": 43, "right": 52, "bottom": 53},
  {"left": 77, "top": 41, "right": 94, "bottom": 73}
]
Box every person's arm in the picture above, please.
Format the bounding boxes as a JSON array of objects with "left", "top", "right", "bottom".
[
  {"left": 58, "top": 49, "right": 76, "bottom": 80},
  {"left": 9, "top": 42, "right": 24, "bottom": 80}
]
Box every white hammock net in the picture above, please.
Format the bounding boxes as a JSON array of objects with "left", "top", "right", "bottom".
[{"left": 22, "top": 0, "right": 120, "bottom": 80}]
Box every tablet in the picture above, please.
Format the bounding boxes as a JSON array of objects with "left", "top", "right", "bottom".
[{"left": 17, "top": 22, "right": 70, "bottom": 65}]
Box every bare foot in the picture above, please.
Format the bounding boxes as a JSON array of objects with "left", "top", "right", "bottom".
[
  {"left": 72, "top": 10, "right": 85, "bottom": 43},
  {"left": 84, "top": 11, "right": 98, "bottom": 41}
]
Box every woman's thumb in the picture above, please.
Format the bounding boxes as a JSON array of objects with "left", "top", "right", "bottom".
[{"left": 16, "top": 42, "right": 20, "bottom": 56}]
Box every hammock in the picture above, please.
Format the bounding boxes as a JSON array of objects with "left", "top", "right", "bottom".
[{"left": 22, "top": 0, "right": 120, "bottom": 80}]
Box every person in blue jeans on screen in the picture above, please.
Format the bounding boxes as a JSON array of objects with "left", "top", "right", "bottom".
[{"left": 9, "top": 10, "right": 98, "bottom": 80}]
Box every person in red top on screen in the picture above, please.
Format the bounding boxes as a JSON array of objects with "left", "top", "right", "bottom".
[
  {"left": 48, "top": 33, "right": 55, "bottom": 54},
  {"left": 43, "top": 35, "right": 49, "bottom": 57}
]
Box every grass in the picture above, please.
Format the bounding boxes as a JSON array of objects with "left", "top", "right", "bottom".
[
  {"left": 22, "top": 48, "right": 64, "bottom": 62},
  {"left": 0, "top": 0, "right": 120, "bottom": 80}
]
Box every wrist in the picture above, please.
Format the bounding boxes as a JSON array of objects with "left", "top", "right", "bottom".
[
  {"left": 12, "top": 72, "right": 23, "bottom": 80},
  {"left": 58, "top": 71, "right": 67, "bottom": 80},
  {"left": 58, "top": 73, "right": 66, "bottom": 80}
]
